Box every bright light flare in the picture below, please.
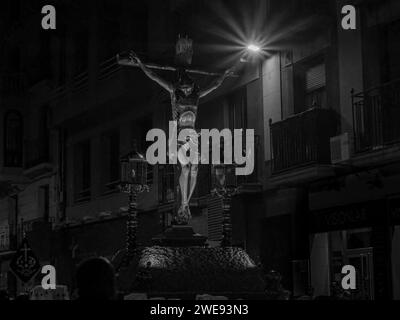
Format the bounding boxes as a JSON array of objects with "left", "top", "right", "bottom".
[{"left": 247, "top": 44, "right": 261, "bottom": 52}]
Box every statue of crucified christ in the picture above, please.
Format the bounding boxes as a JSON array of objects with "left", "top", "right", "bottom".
[{"left": 130, "top": 36, "right": 234, "bottom": 225}]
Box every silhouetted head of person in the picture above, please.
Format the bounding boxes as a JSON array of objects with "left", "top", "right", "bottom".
[
  {"left": 15, "top": 293, "right": 29, "bottom": 301},
  {"left": 0, "top": 290, "right": 9, "bottom": 301},
  {"left": 76, "top": 257, "right": 116, "bottom": 300}
]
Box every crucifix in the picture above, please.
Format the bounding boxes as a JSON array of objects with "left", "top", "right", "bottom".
[{"left": 118, "top": 36, "right": 235, "bottom": 226}]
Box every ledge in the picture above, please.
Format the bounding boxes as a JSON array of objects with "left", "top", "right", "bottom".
[
  {"left": 269, "top": 165, "right": 336, "bottom": 188},
  {"left": 351, "top": 144, "right": 400, "bottom": 168},
  {"left": 23, "top": 162, "right": 54, "bottom": 180}
]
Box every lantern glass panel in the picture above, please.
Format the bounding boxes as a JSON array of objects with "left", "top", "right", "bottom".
[
  {"left": 128, "top": 158, "right": 148, "bottom": 186},
  {"left": 120, "top": 151, "right": 148, "bottom": 186},
  {"left": 120, "top": 160, "right": 130, "bottom": 184}
]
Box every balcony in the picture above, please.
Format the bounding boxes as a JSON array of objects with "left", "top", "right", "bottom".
[
  {"left": 269, "top": 108, "right": 338, "bottom": 184},
  {"left": 352, "top": 79, "right": 400, "bottom": 153}
]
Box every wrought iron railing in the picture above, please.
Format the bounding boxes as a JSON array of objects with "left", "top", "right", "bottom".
[
  {"left": 352, "top": 79, "right": 400, "bottom": 153},
  {"left": 270, "top": 108, "right": 338, "bottom": 174}
]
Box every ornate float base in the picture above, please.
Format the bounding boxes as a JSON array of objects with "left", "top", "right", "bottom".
[{"left": 131, "top": 245, "right": 266, "bottom": 299}]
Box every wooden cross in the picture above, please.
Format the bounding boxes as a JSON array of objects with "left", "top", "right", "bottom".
[{"left": 116, "top": 54, "right": 238, "bottom": 78}]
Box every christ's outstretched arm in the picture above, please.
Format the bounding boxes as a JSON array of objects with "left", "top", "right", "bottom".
[
  {"left": 130, "top": 51, "right": 173, "bottom": 93},
  {"left": 199, "top": 67, "right": 235, "bottom": 99}
]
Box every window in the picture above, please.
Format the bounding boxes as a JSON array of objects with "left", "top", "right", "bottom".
[
  {"left": 294, "top": 57, "right": 327, "bottom": 114},
  {"left": 228, "top": 88, "right": 248, "bottom": 165},
  {"left": 4, "top": 111, "right": 23, "bottom": 167},
  {"left": 362, "top": 6, "right": 400, "bottom": 86},
  {"left": 25, "top": 106, "right": 50, "bottom": 168},
  {"left": 304, "top": 63, "right": 327, "bottom": 109},
  {"left": 228, "top": 87, "right": 247, "bottom": 131},
  {"left": 73, "top": 140, "right": 91, "bottom": 203},
  {"left": 226, "top": 88, "right": 258, "bottom": 184},
  {"left": 102, "top": 130, "right": 120, "bottom": 193}
]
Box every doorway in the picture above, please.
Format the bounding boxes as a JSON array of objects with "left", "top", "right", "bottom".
[
  {"left": 329, "top": 228, "right": 375, "bottom": 300},
  {"left": 346, "top": 248, "right": 374, "bottom": 300}
]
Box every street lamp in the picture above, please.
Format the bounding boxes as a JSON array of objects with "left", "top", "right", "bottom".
[
  {"left": 211, "top": 163, "right": 238, "bottom": 247},
  {"left": 241, "top": 43, "right": 262, "bottom": 63},
  {"left": 247, "top": 44, "right": 261, "bottom": 53},
  {"left": 120, "top": 149, "right": 149, "bottom": 265}
]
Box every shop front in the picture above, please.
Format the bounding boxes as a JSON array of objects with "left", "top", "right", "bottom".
[{"left": 309, "top": 200, "right": 396, "bottom": 300}]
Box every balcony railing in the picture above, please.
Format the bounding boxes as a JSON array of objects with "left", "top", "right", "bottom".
[
  {"left": 270, "top": 108, "right": 338, "bottom": 174},
  {"left": 352, "top": 79, "right": 400, "bottom": 153}
]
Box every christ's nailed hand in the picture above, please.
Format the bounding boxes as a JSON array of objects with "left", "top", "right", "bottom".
[
  {"left": 129, "top": 51, "right": 142, "bottom": 65},
  {"left": 224, "top": 67, "right": 235, "bottom": 78}
]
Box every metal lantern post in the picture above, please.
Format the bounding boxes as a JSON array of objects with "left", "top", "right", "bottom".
[
  {"left": 212, "top": 164, "right": 238, "bottom": 247},
  {"left": 120, "top": 150, "right": 149, "bottom": 265}
]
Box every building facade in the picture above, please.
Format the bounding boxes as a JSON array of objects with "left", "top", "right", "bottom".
[
  {"left": 263, "top": 0, "right": 400, "bottom": 300},
  {"left": 0, "top": 0, "right": 266, "bottom": 296},
  {"left": 0, "top": 0, "right": 399, "bottom": 299}
]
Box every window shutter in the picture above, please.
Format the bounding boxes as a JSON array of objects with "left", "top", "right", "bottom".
[
  {"left": 306, "top": 64, "right": 326, "bottom": 92},
  {"left": 207, "top": 195, "right": 223, "bottom": 241}
]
